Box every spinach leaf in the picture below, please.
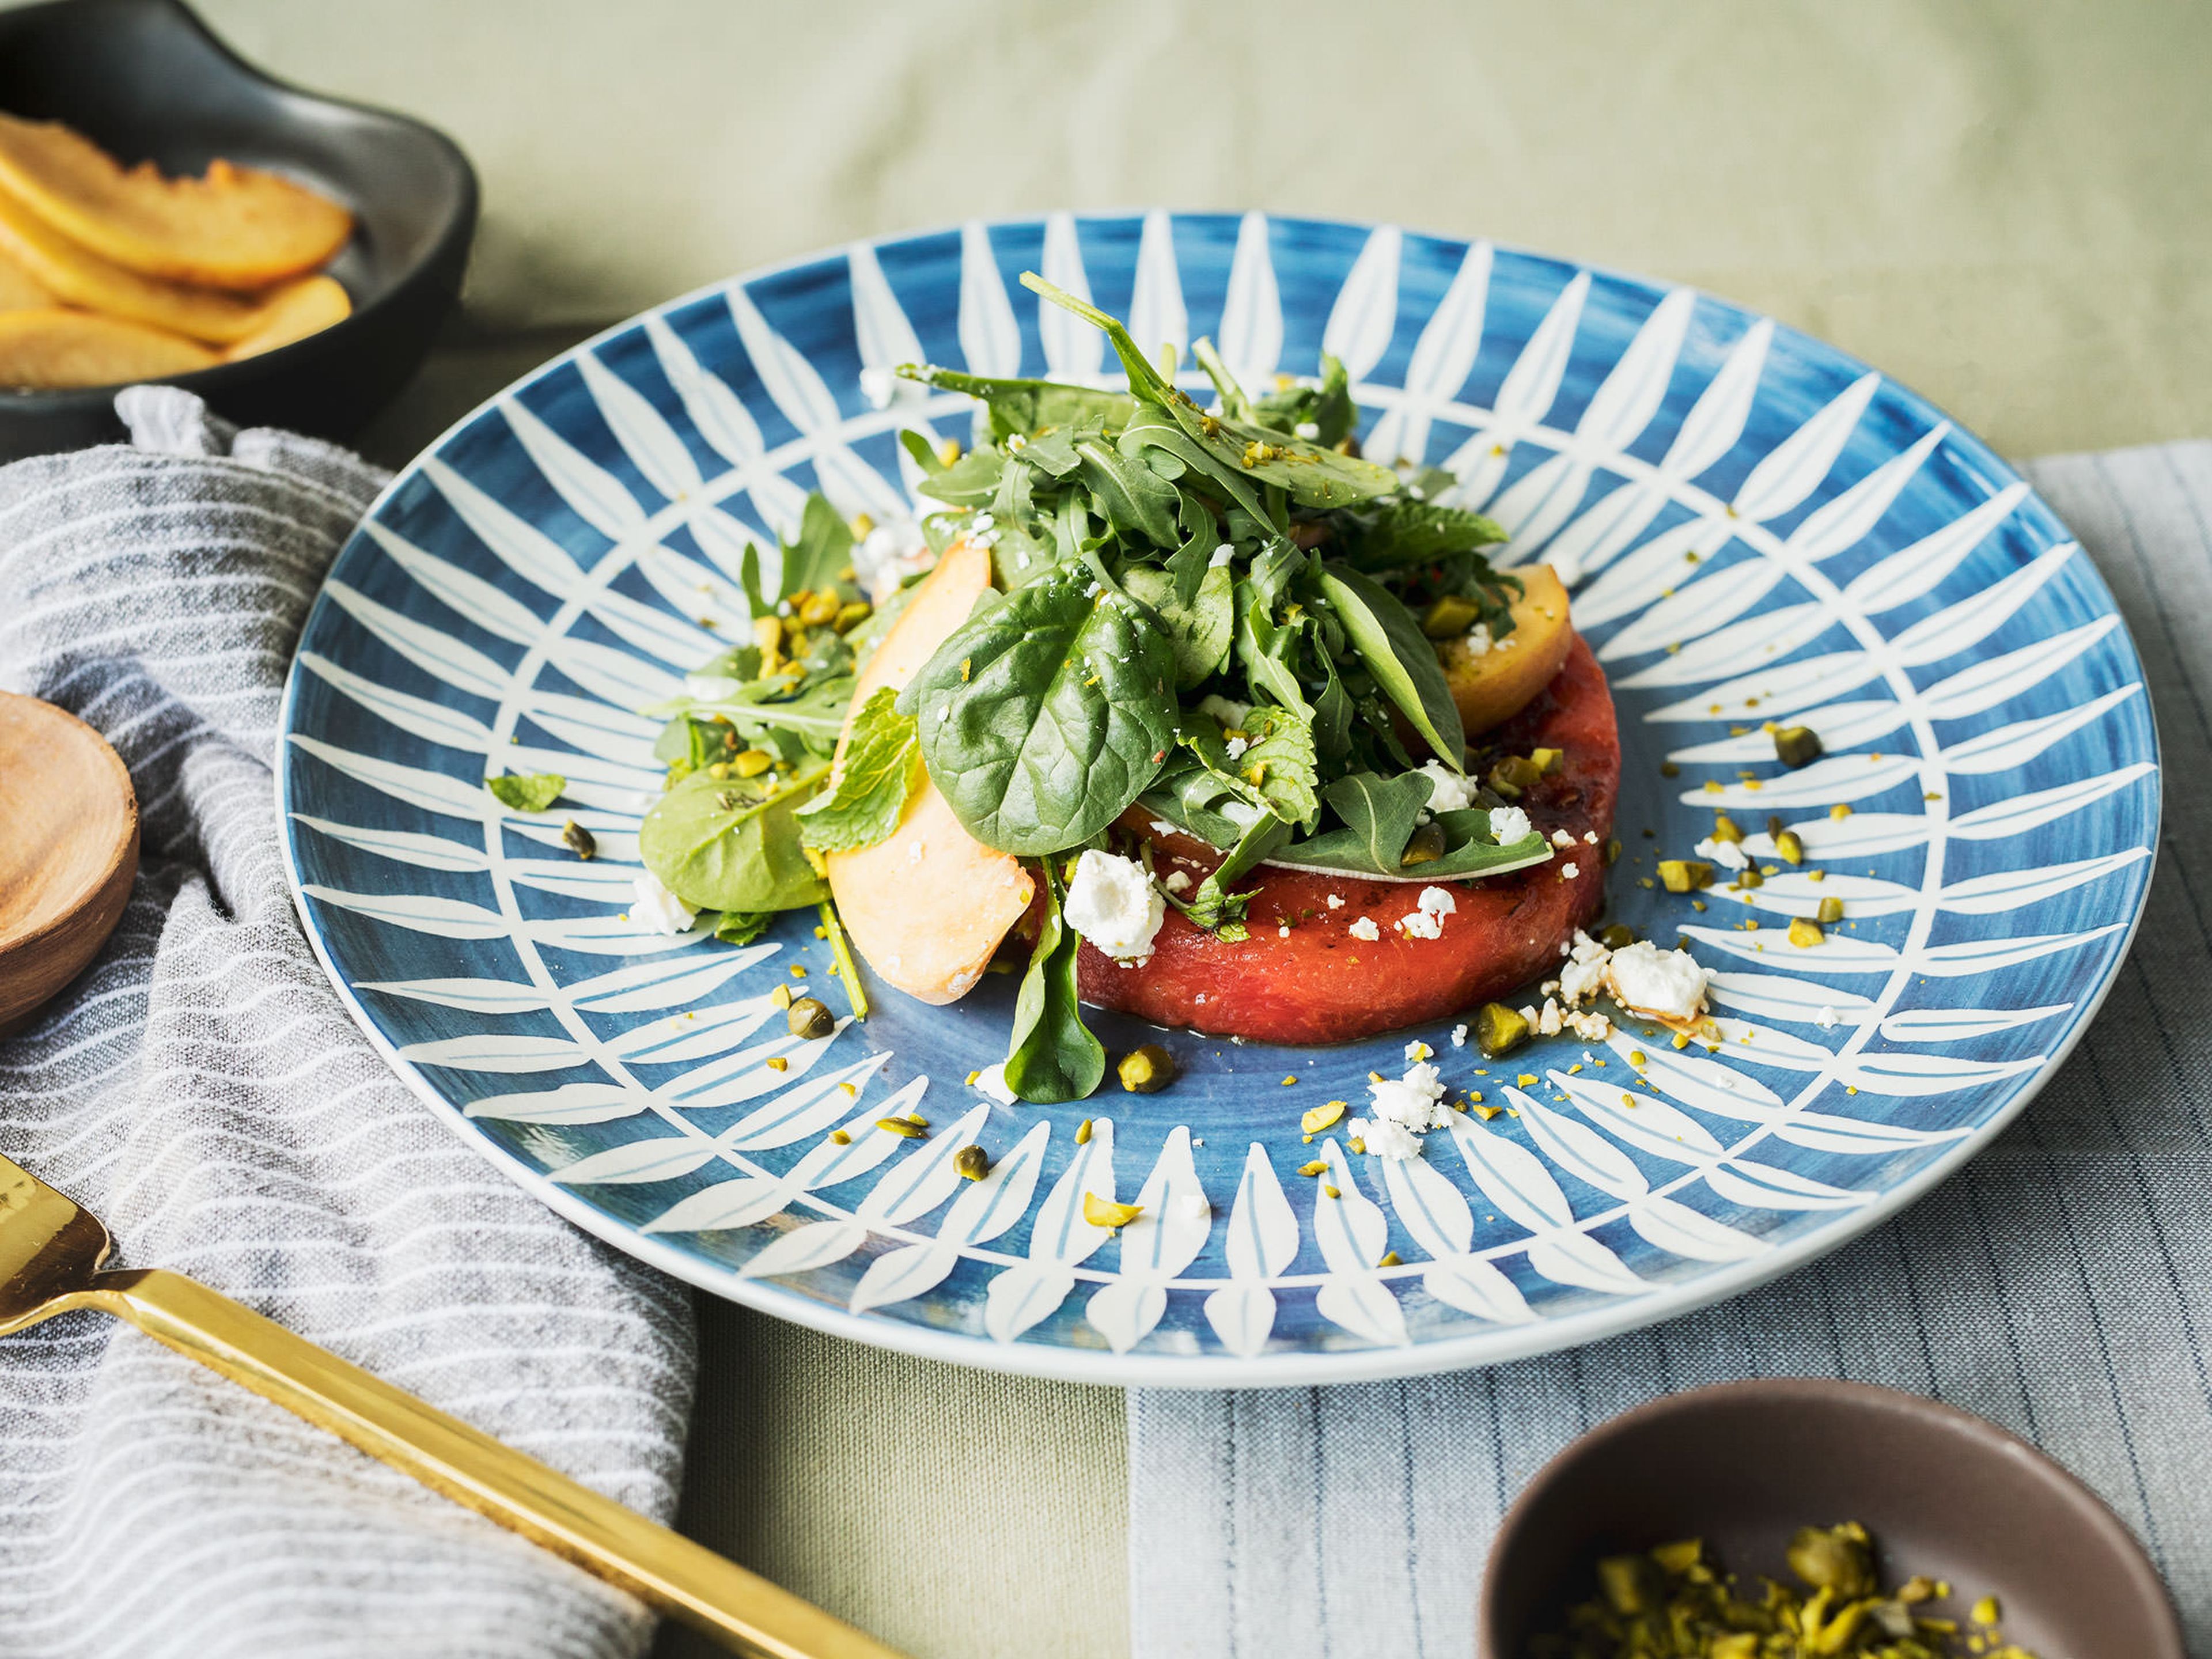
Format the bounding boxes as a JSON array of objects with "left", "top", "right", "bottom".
[
  {"left": 1313, "top": 563, "right": 1465, "bottom": 764},
  {"left": 1348, "top": 499, "right": 1508, "bottom": 570},
  {"left": 485, "top": 772, "right": 565, "bottom": 812},
  {"left": 638, "top": 764, "right": 830, "bottom": 912},
  {"left": 715, "top": 910, "right": 774, "bottom": 945},
  {"left": 1002, "top": 860, "right": 1106, "bottom": 1104},
  {"left": 1122, "top": 563, "right": 1234, "bottom": 690},
  {"left": 781, "top": 494, "right": 855, "bottom": 599},
  {"left": 901, "top": 568, "right": 1178, "bottom": 855},
  {"left": 797, "top": 687, "right": 919, "bottom": 852},
  {"left": 897, "top": 365, "right": 1134, "bottom": 444}
]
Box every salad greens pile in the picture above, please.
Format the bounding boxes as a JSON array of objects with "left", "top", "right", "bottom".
[{"left": 626, "top": 276, "right": 1561, "bottom": 1104}]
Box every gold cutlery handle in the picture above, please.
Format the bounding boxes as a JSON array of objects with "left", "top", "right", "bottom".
[{"left": 68, "top": 1267, "right": 904, "bottom": 1659}]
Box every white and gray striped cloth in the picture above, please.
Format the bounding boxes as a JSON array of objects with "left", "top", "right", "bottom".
[
  {"left": 1128, "top": 442, "right": 2212, "bottom": 1659},
  {"left": 0, "top": 389, "right": 692, "bottom": 1659}
]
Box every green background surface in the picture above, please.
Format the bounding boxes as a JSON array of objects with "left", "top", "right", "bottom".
[{"left": 116, "top": 2, "right": 2212, "bottom": 1653}]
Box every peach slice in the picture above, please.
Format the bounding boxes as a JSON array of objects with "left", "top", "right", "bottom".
[
  {"left": 0, "top": 308, "right": 215, "bottom": 389},
  {"left": 1440, "top": 563, "right": 1576, "bottom": 736},
  {"left": 826, "top": 538, "right": 1035, "bottom": 1005},
  {"left": 0, "top": 241, "right": 55, "bottom": 310},
  {"left": 224, "top": 274, "right": 351, "bottom": 361},
  {"left": 0, "top": 116, "right": 350, "bottom": 291}
]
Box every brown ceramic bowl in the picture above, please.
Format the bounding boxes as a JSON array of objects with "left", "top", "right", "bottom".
[{"left": 1479, "top": 1379, "right": 2181, "bottom": 1659}]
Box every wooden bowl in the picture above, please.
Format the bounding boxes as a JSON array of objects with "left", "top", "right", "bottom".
[
  {"left": 1479, "top": 1378, "right": 2183, "bottom": 1659},
  {"left": 0, "top": 693, "right": 138, "bottom": 1035}
]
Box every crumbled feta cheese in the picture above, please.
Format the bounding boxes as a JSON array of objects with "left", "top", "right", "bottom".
[
  {"left": 1198, "top": 692, "right": 1253, "bottom": 729},
  {"left": 1149, "top": 819, "right": 1179, "bottom": 838},
  {"left": 630, "top": 870, "right": 696, "bottom": 936},
  {"left": 1294, "top": 421, "right": 1321, "bottom": 440},
  {"left": 1063, "top": 849, "right": 1166, "bottom": 964},
  {"left": 971, "top": 512, "right": 996, "bottom": 532},
  {"left": 1584, "top": 830, "right": 1600, "bottom": 844},
  {"left": 1561, "top": 862, "right": 1580, "bottom": 880},
  {"left": 1326, "top": 893, "right": 1346, "bottom": 910},
  {"left": 1400, "top": 910, "right": 1444, "bottom": 939},
  {"left": 1418, "top": 886, "right": 1456, "bottom": 918},
  {"left": 1604, "top": 940, "right": 1712, "bottom": 1023},
  {"left": 1463, "top": 622, "right": 1493, "bottom": 656},
  {"left": 854, "top": 517, "right": 929, "bottom": 601},
  {"left": 1163, "top": 870, "right": 1192, "bottom": 894},
  {"left": 1535, "top": 998, "right": 1565, "bottom": 1036},
  {"left": 1347, "top": 916, "right": 1381, "bottom": 941},
  {"left": 1558, "top": 930, "right": 1610, "bottom": 1005},
  {"left": 1489, "top": 805, "right": 1533, "bottom": 844},
  {"left": 973, "top": 1062, "right": 1018, "bottom": 1105},
  {"left": 1417, "top": 761, "right": 1476, "bottom": 813},
  {"left": 1451, "top": 1022, "right": 1469, "bottom": 1048},
  {"left": 1695, "top": 835, "right": 1750, "bottom": 872},
  {"left": 1220, "top": 799, "right": 1262, "bottom": 828},
  {"left": 1224, "top": 736, "right": 1249, "bottom": 760},
  {"left": 1178, "top": 1194, "right": 1211, "bottom": 1221},
  {"left": 858, "top": 365, "right": 898, "bottom": 410},
  {"left": 1355, "top": 1060, "right": 1453, "bottom": 1160},
  {"left": 1816, "top": 1005, "right": 1840, "bottom": 1031},
  {"left": 1085, "top": 579, "right": 1104, "bottom": 599},
  {"left": 1209, "top": 543, "right": 1236, "bottom": 567},
  {"left": 1278, "top": 924, "right": 1291, "bottom": 938},
  {"left": 1353, "top": 1116, "right": 1425, "bottom": 1161},
  {"left": 1567, "top": 1008, "right": 1614, "bottom": 1041},
  {"left": 1551, "top": 829, "right": 1576, "bottom": 849},
  {"left": 1404, "top": 1039, "right": 1432, "bottom": 1062}
]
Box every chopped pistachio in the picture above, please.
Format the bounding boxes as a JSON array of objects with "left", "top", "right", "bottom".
[
  {"left": 1118, "top": 1044, "right": 1178, "bottom": 1093},
  {"left": 1419, "top": 593, "right": 1483, "bottom": 638},
  {"left": 786, "top": 995, "right": 835, "bottom": 1039},
  {"left": 876, "top": 1115, "right": 926, "bottom": 1138},
  {"left": 1082, "top": 1191, "right": 1143, "bottom": 1229},
  {"left": 1528, "top": 746, "right": 1564, "bottom": 775},
  {"left": 1774, "top": 724, "right": 1824, "bottom": 768},
  {"left": 1399, "top": 819, "right": 1447, "bottom": 866},
  {"left": 1711, "top": 812, "right": 1744, "bottom": 843},
  {"left": 1075, "top": 1117, "right": 1094, "bottom": 1145},
  {"left": 1817, "top": 895, "right": 1846, "bottom": 924},
  {"left": 954, "top": 1143, "right": 991, "bottom": 1182},
  {"left": 560, "top": 819, "right": 598, "bottom": 859},
  {"left": 1658, "top": 858, "right": 1715, "bottom": 893},
  {"left": 1302, "top": 1100, "right": 1347, "bottom": 1135},
  {"left": 1600, "top": 922, "right": 1637, "bottom": 950},
  {"left": 1474, "top": 1001, "right": 1529, "bottom": 1058},
  {"left": 1775, "top": 827, "right": 1806, "bottom": 865}
]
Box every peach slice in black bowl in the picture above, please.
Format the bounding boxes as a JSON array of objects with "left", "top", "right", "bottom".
[{"left": 1479, "top": 1379, "right": 2183, "bottom": 1659}]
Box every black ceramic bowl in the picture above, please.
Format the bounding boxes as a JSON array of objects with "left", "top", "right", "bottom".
[
  {"left": 0, "top": 0, "right": 476, "bottom": 459},
  {"left": 1479, "top": 1380, "right": 2183, "bottom": 1659}
]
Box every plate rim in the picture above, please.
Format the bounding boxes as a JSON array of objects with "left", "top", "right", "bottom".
[{"left": 275, "top": 209, "right": 2164, "bottom": 1387}]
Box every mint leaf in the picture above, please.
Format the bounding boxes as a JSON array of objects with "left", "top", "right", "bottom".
[
  {"left": 485, "top": 772, "right": 565, "bottom": 812},
  {"left": 797, "top": 687, "right": 921, "bottom": 853}
]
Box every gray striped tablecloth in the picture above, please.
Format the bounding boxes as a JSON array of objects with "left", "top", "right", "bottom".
[
  {"left": 1127, "top": 441, "right": 2212, "bottom": 1658},
  {"left": 0, "top": 389, "right": 694, "bottom": 1659}
]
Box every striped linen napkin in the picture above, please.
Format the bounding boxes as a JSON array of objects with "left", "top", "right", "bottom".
[
  {"left": 0, "top": 388, "right": 694, "bottom": 1659},
  {"left": 1127, "top": 441, "right": 2212, "bottom": 1659}
]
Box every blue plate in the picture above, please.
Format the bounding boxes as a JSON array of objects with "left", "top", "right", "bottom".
[{"left": 278, "top": 213, "right": 2159, "bottom": 1385}]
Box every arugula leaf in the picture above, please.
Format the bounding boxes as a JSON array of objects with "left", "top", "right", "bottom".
[
  {"left": 1164, "top": 489, "right": 1222, "bottom": 605},
  {"left": 485, "top": 772, "right": 565, "bottom": 812},
  {"left": 1348, "top": 498, "right": 1508, "bottom": 570},
  {"left": 917, "top": 443, "right": 1006, "bottom": 508},
  {"left": 1190, "top": 338, "right": 1258, "bottom": 423},
  {"left": 1177, "top": 814, "right": 1292, "bottom": 935},
  {"left": 1264, "top": 772, "right": 1555, "bottom": 879},
  {"left": 715, "top": 910, "right": 774, "bottom": 945},
  {"left": 797, "top": 687, "right": 919, "bottom": 852},
  {"left": 638, "top": 765, "right": 830, "bottom": 912},
  {"left": 897, "top": 364, "right": 1134, "bottom": 444},
  {"left": 902, "top": 567, "right": 1179, "bottom": 855},
  {"left": 1313, "top": 563, "right": 1465, "bottom": 764},
  {"left": 1022, "top": 274, "right": 1399, "bottom": 511},
  {"left": 1076, "top": 434, "right": 1180, "bottom": 548},
  {"left": 781, "top": 494, "right": 854, "bottom": 599},
  {"left": 1254, "top": 353, "right": 1358, "bottom": 448},
  {"left": 1121, "top": 563, "right": 1234, "bottom": 690},
  {"left": 1002, "top": 860, "right": 1106, "bottom": 1104},
  {"left": 652, "top": 674, "right": 857, "bottom": 752}
]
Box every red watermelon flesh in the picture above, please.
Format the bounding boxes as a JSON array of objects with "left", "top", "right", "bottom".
[{"left": 1078, "top": 634, "right": 1620, "bottom": 1046}]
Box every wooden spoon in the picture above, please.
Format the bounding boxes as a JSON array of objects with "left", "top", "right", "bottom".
[{"left": 0, "top": 692, "right": 137, "bottom": 1037}]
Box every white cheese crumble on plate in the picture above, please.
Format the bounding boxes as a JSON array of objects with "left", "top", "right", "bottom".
[
  {"left": 630, "top": 869, "right": 696, "bottom": 936},
  {"left": 1063, "top": 849, "right": 1165, "bottom": 964}
]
